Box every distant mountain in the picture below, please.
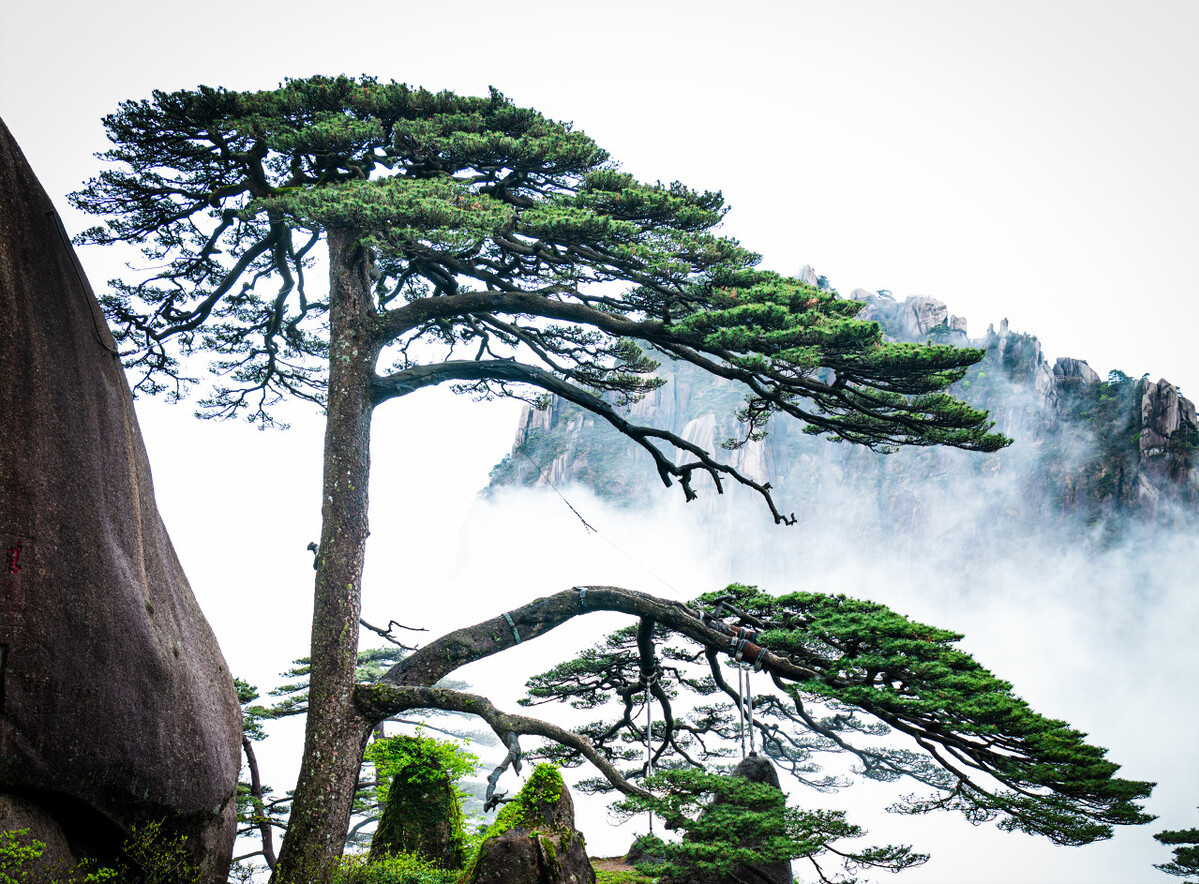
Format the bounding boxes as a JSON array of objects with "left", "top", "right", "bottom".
[{"left": 487, "top": 270, "right": 1197, "bottom": 559}]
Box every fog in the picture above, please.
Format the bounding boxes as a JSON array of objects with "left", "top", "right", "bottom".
[
  {"left": 453, "top": 478, "right": 1199, "bottom": 880},
  {"left": 137, "top": 357, "right": 1198, "bottom": 881}
]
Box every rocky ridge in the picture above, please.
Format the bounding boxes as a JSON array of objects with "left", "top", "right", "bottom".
[{"left": 488, "top": 270, "right": 1197, "bottom": 551}]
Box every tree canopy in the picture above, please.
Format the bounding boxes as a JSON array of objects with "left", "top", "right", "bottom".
[
  {"left": 72, "top": 74, "right": 1015, "bottom": 882},
  {"left": 73, "top": 74, "right": 1005, "bottom": 498}
]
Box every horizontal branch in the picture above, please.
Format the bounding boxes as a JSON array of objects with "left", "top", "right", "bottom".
[
  {"left": 352, "top": 683, "right": 652, "bottom": 801},
  {"left": 376, "top": 586, "right": 818, "bottom": 690},
  {"left": 372, "top": 360, "right": 795, "bottom": 523},
  {"left": 351, "top": 584, "right": 1149, "bottom": 843},
  {"left": 377, "top": 289, "right": 666, "bottom": 342}
]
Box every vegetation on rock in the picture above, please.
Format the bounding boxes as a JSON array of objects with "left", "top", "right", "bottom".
[
  {"left": 483, "top": 765, "right": 567, "bottom": 840},
  {"left": 0, "top": 823, "right": 200, "bottom": 884},
  {"left": 366, "top": 734, "right": 478, "bottom": 867}
]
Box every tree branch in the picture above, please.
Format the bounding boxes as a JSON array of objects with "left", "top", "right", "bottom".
[
  {"left": 372, "top": 360, "right": 796, "bottom": 524},
  {"left": 241, "top": 736, "right": 278, "bottom": 871},
  {"left": 352, "top": 684, "right": 653, "bottom": 803}
]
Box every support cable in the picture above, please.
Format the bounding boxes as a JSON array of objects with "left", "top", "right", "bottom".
[
  {"left": 516, "top": 447, "right": 686, "bottom": 598},
  {"left": 745, "top": 663, "right": 755, "bottom": 755},
  {"left": 645, "top": 678, "right": 654, "bottom": 834}
]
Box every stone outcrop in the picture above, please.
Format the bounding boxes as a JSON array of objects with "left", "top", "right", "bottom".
[
  {"left": 0, "top": 119, "right": 241, "bottom": 881},
  {"left": 1140, "top": 378, "right": 1196, "bottom": 453},
  {"left": 466, "top": 765, "right": 594, "bottom": 884},
  {"left": 489, "top": 278, "right": 1198, "bottom": 546},
  {"left": 370, "top": 736, "right": 464, "bottom": 868},
  {"left": 897, "top": 295, "right": 949, "bottom": 340},
  {"left": 1054, "top": 357, "right": 1101, "bottom": 387}
]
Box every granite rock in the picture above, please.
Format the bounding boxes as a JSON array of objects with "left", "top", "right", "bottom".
[{"left": 0, "top": 118, "right": 240, "bottom": 881}]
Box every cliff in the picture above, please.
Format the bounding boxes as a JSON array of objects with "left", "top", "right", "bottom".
[{"left": 487, "top": 275, "right": 1197, "bottom": 550}]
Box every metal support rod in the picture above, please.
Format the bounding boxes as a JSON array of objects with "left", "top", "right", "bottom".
[
  {"left": 645, "top": 682, "right": 654, "bottom": 834},
  {"left": 745, "top": 663, "right": 755, "bottom": 755},
  {"left": 737, "top": 664, "right": 747, "bottom": 758}
]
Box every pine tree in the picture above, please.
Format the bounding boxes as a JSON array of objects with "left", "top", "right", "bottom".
[{"left": 73, "top": 75, "right": 1007, "bottom": 882}]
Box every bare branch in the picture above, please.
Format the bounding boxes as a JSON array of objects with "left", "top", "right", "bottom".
[
  {"left": 372, "top": 360, "right": 796, "bottom": 524},
  {"left": 352, "top": 683, "right": 653, "bottom": 802}
]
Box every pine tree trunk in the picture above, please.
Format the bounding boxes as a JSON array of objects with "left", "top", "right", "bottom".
[{"left": 272, "top": 228, "right": 380, "bottom": 883}]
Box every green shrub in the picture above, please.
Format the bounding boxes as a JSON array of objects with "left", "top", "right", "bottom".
[
  {"left": 334, "top": 852, "right": 457, "bottom": 884},
  {"left": 594, "top": 870, "right": 656, "bottom": 884},
  {"left": 365, "top": 734, "right": 478, "bottom": 808},
  {"left": 118, "top": 821, "right": 200, "bottom": 884},
  {"left": 0, "top": 830, "right": 45, "bottom": 883},
  {"left": 0, "top": 828, "right": 116, "bottom": 883},
  {"left": 616, "top": 768, "right": 925, "bottom": 882}
]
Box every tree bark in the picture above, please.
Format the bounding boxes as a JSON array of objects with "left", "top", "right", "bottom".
[
  {"left": 272, "top": 228, "right": 380, "bottom": 883},
  {"left": 242, "top": 736, "right": 278, "bottom": 870}
]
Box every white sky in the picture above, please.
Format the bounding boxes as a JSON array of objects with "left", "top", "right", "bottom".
[
  {"left": 2, "top": 2, "right": 1197, "bottom": 881},
  {"left": 2, "top": 0, "right": 1196, "bottom": 386}
]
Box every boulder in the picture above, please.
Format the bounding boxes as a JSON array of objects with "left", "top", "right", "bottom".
[
  {"left": 369, "top": 736, "right": 464, "bottom": 868},
  {"left": 1053, "top": 357, "right": 1101, "bottom": 387},
  {"left": 0, "top": 118, "right": 241, "bottom": 881},
  {"left": 465, "top": 765, "right": 594, "bottom": 884}
]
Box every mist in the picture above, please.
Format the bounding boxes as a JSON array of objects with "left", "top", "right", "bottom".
[
  {"left": 128, "top": 277, "right": 1198, "bottom": 882},
  {"left": 441, "top": 473, "right": 1198, "bottom": 883}
]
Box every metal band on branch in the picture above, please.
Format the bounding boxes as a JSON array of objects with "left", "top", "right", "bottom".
[
  {"left": 706, "top": 609, "right": 773, "bottom": 683},
  {"left": 502, "top": 612, "right": 521, "bottom": 644},
  {"left": 732, "top": 635, "right": 749, "bottom": 661},
  {"left": 637, "top": 667, "right": 661, "bottom": 688},
  {"left": 577, "top": 587, "right": 589, "bottom": 609},
  {"left": 704, "top": 617, "right": 760, "bottom": 643}
]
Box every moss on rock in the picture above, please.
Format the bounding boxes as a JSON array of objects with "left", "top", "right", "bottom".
[{"left": 464, "top": 765, "right": 593, "bottom": 884}]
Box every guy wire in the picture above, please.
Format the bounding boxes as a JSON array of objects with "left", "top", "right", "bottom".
[{"left": 516, "top": 447, "right": 687, "bottom": 599}]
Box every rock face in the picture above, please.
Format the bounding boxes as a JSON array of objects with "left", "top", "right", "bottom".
[
  {"left": 0, "top": 119, "right": 241, "bottom": 880},
  {"left": 489, "top": 282, "right": 1198, "bottom": 559},
  {"left": 1141, "top": 378, "right": 1196, "bottom": 453},
  {"left": 466, "top": 765, "right": 594, "bottom": 884},
  {"left": 370, "top": 736, "right": 464, "bottom": 868}
]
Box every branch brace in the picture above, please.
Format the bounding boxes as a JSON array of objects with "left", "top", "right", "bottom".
[
  {"left": 503, "top": 612, "right": 522, "bottom": 644},
  {"left": 484, "top": 731, "right": 523, "bottom": 811}
]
